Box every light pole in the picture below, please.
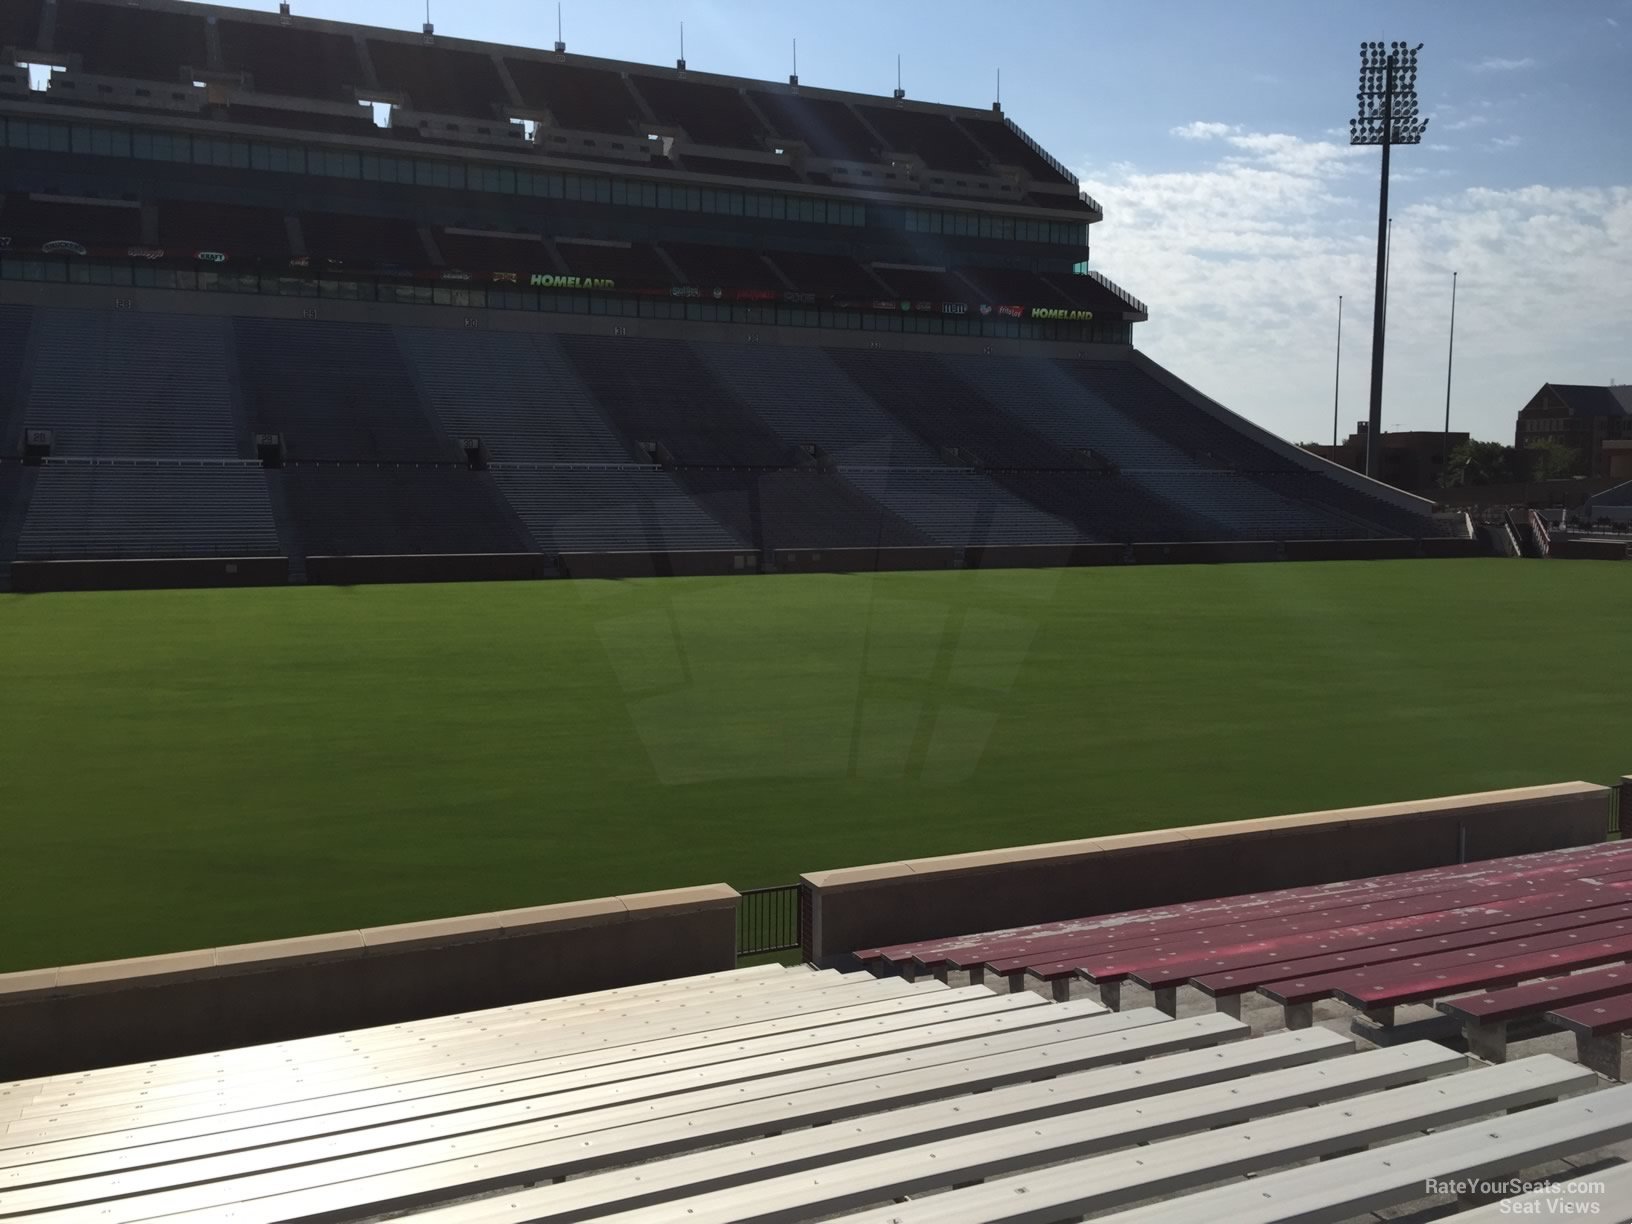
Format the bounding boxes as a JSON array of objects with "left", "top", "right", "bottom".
[
  {"left": 1351, "top": 41, "right": 1428, "bottom": 479},
  {"left": 1443, "top": 270, "right": 1458, "bottom": 477},
  {"left": 1332, "top": 295, "right": 1343, "bottom": 449}
]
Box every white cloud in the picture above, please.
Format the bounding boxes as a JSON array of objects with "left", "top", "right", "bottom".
[
  {"left": 1445, "top": 114, "right": 1488, "bottom": 132},
  {"left": 1488, "top": 134, "right": 1523, "bottom": 150},
  {"left": 1170, "top": 120, "right": 1237, "bottom": 141},
  {"left": 1471, "top": 56, "right": 1535, "bottom": 71},
  {"left": 1077, "top": 130, "right": 1632, "bottom": 446}
]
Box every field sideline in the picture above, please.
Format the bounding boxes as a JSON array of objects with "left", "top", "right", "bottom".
[{"left": 1, "top": 558, "right": 1627, "bottom": 973}]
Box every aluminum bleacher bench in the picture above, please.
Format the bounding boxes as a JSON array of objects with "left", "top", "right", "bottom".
[
  {"left": 1447, "top": 1159, "right": 1632, "bottom": 1223},
  {"left": 1090, "top": 1083, "right": 1632, "bottom": 1224},
  {"left": 399, "top": 1035, "right": 1446, "bottom": 1223},
  {"left": 713, "top": 1057, "right": 1597, "bottom": 1224},
  {"left": 1550, "top": 986, "right": 1632, "bottom": 1081},
  {"left": 2, "top": 996, "right": 1153, "bottom": 1219},
  {"left": 1439, "top": 964, "right": 1632, "bottom": 1064}
]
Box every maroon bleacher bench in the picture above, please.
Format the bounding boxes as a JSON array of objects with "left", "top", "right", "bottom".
[
  {"left": 1438, "top": 965, "right": 1632, "bottom": 1064},
  {"left": 1548, "top": 987, "right": 1632, "bottom": 1082}
]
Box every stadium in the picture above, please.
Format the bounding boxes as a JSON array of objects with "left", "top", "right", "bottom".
[{"left": 1, "top": 0, "right": 1631, "bottom": 1219}]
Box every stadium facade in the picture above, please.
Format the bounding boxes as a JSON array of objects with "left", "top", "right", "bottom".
[{"left": 0, "top": 0, "right": 1468, "bottom": 589}]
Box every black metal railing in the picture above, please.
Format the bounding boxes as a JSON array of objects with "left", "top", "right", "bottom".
[{"left": 737, "top": 884, "right": 803, "bottom": 957}]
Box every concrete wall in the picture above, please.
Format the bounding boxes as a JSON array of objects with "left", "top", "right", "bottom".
[
  {"left": 801, "top": 782, "right": 1611, "bottom": 966},
  {"left": 557, "top": 550, "right": 760, "bottom": 579},
  {"left": 0, "top": 883, "right": 739, "bottom": 1079},
  {"left": 304, "top": 552, "right": 547, "bottom": 584},
  {"left": 8, "top": 556, "right": 289, "bottom": 591}
]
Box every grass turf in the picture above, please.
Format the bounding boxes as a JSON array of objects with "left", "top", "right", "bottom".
[{"left": 1, "top": 558, "right": 1628, "bottom": 973}]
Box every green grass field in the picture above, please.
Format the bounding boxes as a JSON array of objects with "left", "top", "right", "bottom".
[{"left": 2, "top": 558, "right": 1628, "bottom": 973}]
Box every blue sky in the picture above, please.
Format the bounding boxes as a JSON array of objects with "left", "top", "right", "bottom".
[{"left": 228, "top": 0, "right": 1630, "bottom": 444}]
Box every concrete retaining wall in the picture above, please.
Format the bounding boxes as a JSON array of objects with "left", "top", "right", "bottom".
[
  {"left": 8, "top": 556, "right": 289, "bottom": 591},
  {"left": 304, "top": 552, "right": 548, "bottom": 585},
  {"left": 800, "top": 782, "right": 1610, "bottom": 966},
  {"left": 0, "top": 884, "right": 739, "bottom": 1079},
  {"left": 557, "top": 550, "right": 760, "bottom": 579}
]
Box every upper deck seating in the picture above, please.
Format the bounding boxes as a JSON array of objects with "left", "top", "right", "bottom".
[
  {"left": 747, "top": 90, "right": 878, "bottom": 161},
  {"left": 216, "top": 19, "right": 364, "bottom": 102},
  {"left": 299, "top": 211, "right": 426, "bottom": 268},
  {"left": 855, "top": 104, "right": 990, "bottom": 173},
  {"left": 276, "top": 463, "right": 527, "bottom": 557},
  {"left": 24, "top": 309, "right": 244, "bottom": 459},
  {"left": 558, "top": 334, "right": 795, "bottom": 467},
  {"left": 158, "top": 200, "right": 289, "bottom": 260},
  {"left": 51, "top": 0, "right": 206, "bottom": 82},
  {"left": 958, "top": 114, "right": 1076, "bottom": 184},
  {"left": 554, "top": 240, "right": 671, "bottom": 285},
  {"left": 396, "top": 328, "right": 634, "bottom": 465},
  {"left": 632, "top": 75, "right": 767, "bottom": 149},
  {"left": 0, "top": 195, "right": 140, "bottom": 249},
  {"left": 433, "top": 228, "right": 548, "bottom": 273},
  {"left": 958, "top": 266, "right": 1111, "bottom": 311},
  {"left": 15, "top": 460, "right": 279, "bottom": 559},
  {"left": 506, "top": 58, "right": 645, "bottom": 134},
  {"left": 678, "top": 155, "right": 802, "bottom": 182},
  {"left": 224, "top": 103, "right": 377, "bottom": 137},
  {"left": 366, "top": 39, "right": 506, "bottom": 119},
  {"left": 0, "top": 0, "right": 41, "bottom": 53},
  {"left": 663, "top": 242, "right": 783, "bottom": 291},
  {"left": 873, "top": 266, "right": 969, "bottom": 302},
  {"left": 766, "top": 250, "right": 881, "bottom": 296},
  {"left": 235, "top": 318, "right": 457, "bottom": 463},
  {"left": 494, "top": 466, "right": 744, "bottom": 554},
  {"left": 693, "top": 342, "right": 943, "bottom": 467}
]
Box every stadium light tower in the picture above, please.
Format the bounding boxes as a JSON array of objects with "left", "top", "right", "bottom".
[{"left": 1350, "top": 41, "right": 1427, "bottom": 479}]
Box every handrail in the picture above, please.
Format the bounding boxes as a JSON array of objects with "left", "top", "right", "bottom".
[
  {"left": 1529, "top": 508, "right": 1552, "bottom": 558},
  {"left": 1081, "top": 268, "right": 1148, "bottom": 316}
]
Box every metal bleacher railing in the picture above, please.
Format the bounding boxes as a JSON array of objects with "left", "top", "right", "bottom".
[
  {"left": 736, "top": 884, "right": 802, "bottom": 957},
  {"left": 1082, "top": 269, "right": 1149, "bottom": 316}
]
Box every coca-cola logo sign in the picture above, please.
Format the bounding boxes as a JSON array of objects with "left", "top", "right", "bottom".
[
  {"left": 42, "top": 240, "right": 88, "bottom": 255},
  {"left": 127, "top": 246, "right": 166, "bottom": 261}
]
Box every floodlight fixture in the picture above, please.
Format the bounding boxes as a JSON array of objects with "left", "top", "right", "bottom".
[{"left": 1349, "top": 40, "right": 1428, "bottom": 478}]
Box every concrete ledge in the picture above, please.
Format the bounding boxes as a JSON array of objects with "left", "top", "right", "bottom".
[
  {"left": 0, "top": 883, "right": 739, "bottom": 1080},
  {"left": 802, "top": 781, "right": 1612, "bottom": 965}
]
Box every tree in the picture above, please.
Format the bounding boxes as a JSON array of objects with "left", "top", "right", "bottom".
[
  {"left": 1524, "top": 437, "right": 1583, "bottom": 482},
  {"left": 1442, "top": 440, "right": 1526, "bottom": 487}
]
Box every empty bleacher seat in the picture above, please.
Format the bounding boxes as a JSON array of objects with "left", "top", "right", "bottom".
[
  {"left": 957, "top": 114, "right": 1075, "bottom": 183},
  {"left": 50, "top": 0, "right": 207, "bottom": 83},
  {"left": 16, "top": 461, "right": 279, "bottom": 559},
  {"left": 493, "top": 466, "right": 744, "bottom": 553},
  {"left": 396, "top": 328, "right": 635, "bottom": 464},
  {"left": 433, "top": 229, "right": 548, "bottom": 273},
  {"left": 692, "top": 342, "right": 942, "bottom": 467},
  {"left": 276, "top": 464, "right": 527, "bottom": 557},
  {"left": 217, "top": 19, "right": 365, "bottom": 101},
  {"left": 747, "top": 90, "right": 878, "bottom": 161},
  {"left": 872, "top": 266, "right": 969, "bottom": 302},
  {"left": 299, "top": 212, "right": 427, "bottom": 268},
  {"left": 826, "top": 348, "right": 1078, "bottom": 470},
  {"left": 158, "top": 200, "right": 289, "bottom": 260},
  {"left": 678, "top": 155, "right": 802, "bottom": 182},
  {"left": 235, "top": 318, "right": 458, "bottom": 463},
  {"left": 0, "top": 304, "right": 32, "bottom": 446},
  {"left": 366, "top": 39, "right": 506, "bottom": 119},
  {"left": 506, "top": 58, "right": 646, "bottom": 134},
  {"left": 24, "top": 309, "right": 245, "bottom": 459},
  {"left": 632, "top": 75, "right": 768, "bottom": 149},
  {"left": 0, "top": 0, "right": 42, "bottom": 54},
  {"left": 843, "top": 468, "right": 1083, "bottom": 546},
  {"left": 673, "top": 468, "right": 931, "bottom": 550},
  {"left": 558, "top": 334, "right": 795, "bottom": 467},
  {"left": 223, "top": 104, "right": 378, "bottom": 137},
  {"left": 855, "top": 104, "right": 990, "bottom": 173}
]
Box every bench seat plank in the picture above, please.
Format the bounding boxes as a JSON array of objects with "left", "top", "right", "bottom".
[{"left": 1440, "top": 964, "right": 1632, "bottom": 1026}]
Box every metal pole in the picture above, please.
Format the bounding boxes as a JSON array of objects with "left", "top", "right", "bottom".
[
  {"left": 1364, "top": 53, "right": 1395, "bottom": 479},
  {"left": 1333, "top": 294, "right": 1343, "bottom": 449},
  {"left": 1443, "top": 270, "right": 1457, "bottom": 480}
]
